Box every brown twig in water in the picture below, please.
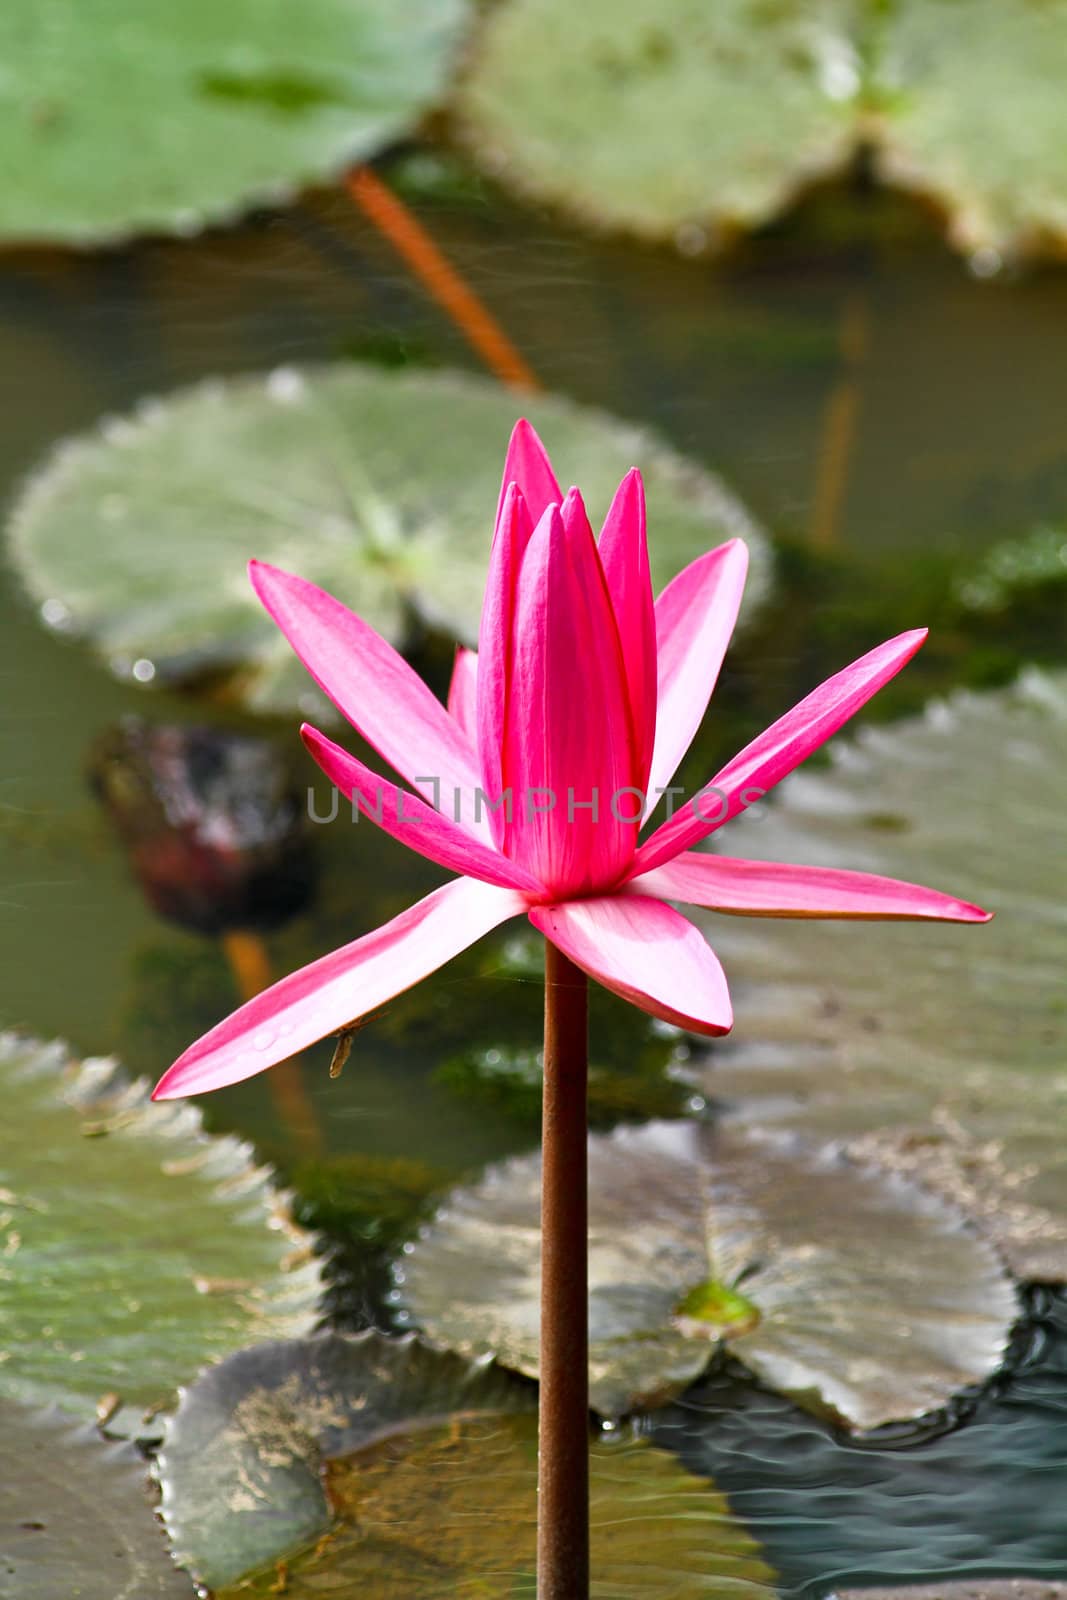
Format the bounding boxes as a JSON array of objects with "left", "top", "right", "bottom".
[
  {"left": 347, "top": 166, "right": 540, "bottom": 392},
  {"left": 810, "top": 292, "right": 868, "bottom": 550},
  {"left": 220, "top": 930, "right": 322, "bottom": 1159}
]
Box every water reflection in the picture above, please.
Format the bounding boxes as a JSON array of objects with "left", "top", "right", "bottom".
[{"left": 653, "top": 1287, "right": 1067, "bottom": 1594}]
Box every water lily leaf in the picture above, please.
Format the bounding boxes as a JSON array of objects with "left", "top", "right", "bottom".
[
  {"left": 157, "top": 1330, "right": 777, "bottom": 1596},
  {"left": 0, "top": 1400, "right": 195, "bottom": 1598},
  {"left": 457, "top": 0, "right": 861, "bottom": 248},
  {"left": 399, "top": 1119, "right": 1016, "bottom": 1428},
  {"left": 458, "top": 0, "right": 1067, "bottom": 263},
  {"left": 872, "top": 0, "right": 1067, "bottom": 261},
  {"left": 687, "top": 669, "right": 1067, "bottom": 1281},
  {"left": 7, "top": 364, "right": 771, "bottom": 718},
  {"left": 0, "top": 1032, "right": 323, "bottom": 1435},
  {"left": 0, "top": 0, "right": 468, "bottom": 246},
  {"left": 652, "top": 1287, "right": 1067, "bottom": 1589},
  {"left": 158, "top": 1331, "right": 531, "bottom": 1589}
]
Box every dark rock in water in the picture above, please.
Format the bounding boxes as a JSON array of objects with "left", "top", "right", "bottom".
[{"left": 89, "top": 718, "right": 315, "bottom": 935}]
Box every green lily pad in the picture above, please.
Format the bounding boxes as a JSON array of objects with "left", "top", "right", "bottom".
[
  {"left": 458, "top": 0, "right": 1067, "bottom": 263},
  {"left": 7, "top": 364, "right": 771, "bottom": 718},
  {"left": 0, "top": 1400, "right": 195, "bottom": 1598},
  {"left": 0, "top": 1032, "right": 323, "bottom": 1435},
  {"left": 872, "top": 0, "right": 1067, "bottom": 262},
  {"left": 457, "top": 0, "right": 861, "bottom": 249},
  {"left": 398, "top": 1119, "right": 1016, "bottom": 1428},
  {"left": 157, "top": 1330, "right": 777, "bottom": 1596},
  {"left": 0, "top": 0, "right": 469, "bottom": 246},
  {"left": 687, "top": 669, "right": 1067, "bottom": 1282}
]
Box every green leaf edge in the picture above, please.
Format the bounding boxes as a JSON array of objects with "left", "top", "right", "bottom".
[{"left": 0, "top": 1029, "right": 326, "bottom": 1437}]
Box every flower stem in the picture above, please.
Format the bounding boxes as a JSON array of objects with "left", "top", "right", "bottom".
[{"left": 538, "top": 940, "right": 590, "bottom": 1599}]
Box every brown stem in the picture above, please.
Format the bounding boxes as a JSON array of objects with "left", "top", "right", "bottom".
[{"left": 538, "top": 940, "right": 590, "bottom": 1599}]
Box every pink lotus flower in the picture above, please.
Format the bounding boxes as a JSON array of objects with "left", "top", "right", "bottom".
[{"left": 152, "top": 422, "right": 988, "bottom": 1101}]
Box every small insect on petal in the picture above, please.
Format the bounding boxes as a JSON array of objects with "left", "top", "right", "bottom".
[{"left": 328, "top": 1008, "right": 390, "bottom": 1078}]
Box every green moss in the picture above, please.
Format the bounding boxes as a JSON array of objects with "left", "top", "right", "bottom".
[{"left": 673, "top": 1278, "right": 761, "bottom": 1338}]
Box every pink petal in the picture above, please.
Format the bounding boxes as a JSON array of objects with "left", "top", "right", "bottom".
[
  {"left": 249, "top": 561, "right": 489, "bottom": 841},
  {"left": 529, "top": 895, "right": 732, "bottom": 1036},
  {"left": 560, "top": 483, "right": 595, "bottom": 545},
  {"left": 152, "top": 877, "right": 526, "bottom": 1098},
  {"left": 302, "top": 724, "right": 541, "bottom": 893},
  {"left": 633, "top": 851, "right": 992, "bottom": 922},
  {"left": 496, "top": 417, "right": 562, "bottom": 527},
  {"left": 503, "top": 503, "right": 636, "bottom": 896},
  {"left": 560, "top": 485, "right": 637, "bottom": 669},
  {"left": 646, "top": 540, "right": 748, "bottom": 816},
  {"left": 598, "top": 470, "right": 657, "bottom": 787},
  {"left": 448, "top": 647, "right": 478, "bottom": 742},
  {"left": 476, "top": 484, "right": 534, "bottom": 846},
  {"left": 633, "top": 630, "right": 928, "bottom": 874}
]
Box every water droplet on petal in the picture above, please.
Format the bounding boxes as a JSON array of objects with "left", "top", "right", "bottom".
[{"left": 131, "top": 658, "right": 156, "bottom": 683}]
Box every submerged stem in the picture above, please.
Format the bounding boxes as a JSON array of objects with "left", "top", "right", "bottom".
[
  {"left": 538, "top": 940, "right": 590, "bottom": 1599},
  {"left": 220, "top": 930, "right": 322, "bottom": 1160}
]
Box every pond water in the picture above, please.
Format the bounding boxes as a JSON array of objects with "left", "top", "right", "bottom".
[{"left": 1, "top": 152, "right": 1065, "bottom": 1591}]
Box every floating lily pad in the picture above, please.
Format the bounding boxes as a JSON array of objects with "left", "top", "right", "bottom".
[
  {"left": 0, "top": 0, "right": 469, "bottom": 246},
  {"left": 399, "top": 1119, "right": 1015, "bottom": 1428},
  {"left": 157, "top": 1330, "right": 777, "bottom": 1596},
  {"left": 652, "top": 1287, "right": 1067, "bottom": 1589},
  {"left": 872, "top": 0, "right": 1067, "bottom": 261},
  {"left": 687, "top": 670, "right": 1067, "bottom": 1281},
  {"left": 458, "top": 0, "right": 1067, "bottom": 262},
  {"left": 8, "top": 364, "right": 771, "bottom": 718},
  {"left": 0, "top": 1400, "right": 195, "bottom": 1598},
  {"left": 0, "top": 1032, "right": 322, "bottom": 1434},
  {"left": 458, "top": 0, "right": 860, "bottom": 248}
]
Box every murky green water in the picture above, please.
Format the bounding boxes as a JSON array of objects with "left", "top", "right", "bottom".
[{"left": 2, "top": 153, "right": 1066, "bottom": 1589}]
